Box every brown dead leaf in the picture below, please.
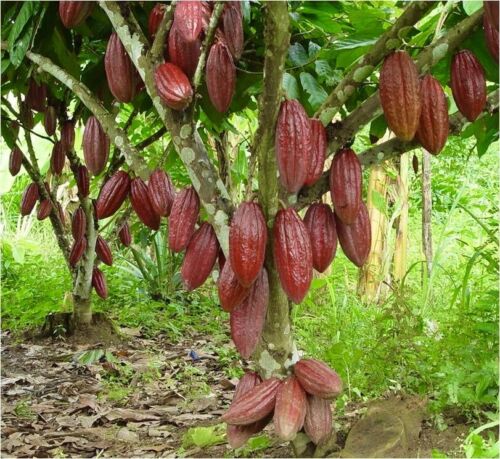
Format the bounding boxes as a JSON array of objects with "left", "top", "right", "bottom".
[{"left": 104, "top": 408, "right": 159, "bottom": 423}]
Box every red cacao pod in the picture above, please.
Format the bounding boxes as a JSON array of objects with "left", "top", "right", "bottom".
[
  {"left": 92, "top": 268, "right": 108, "bottom": 299},
  {"left": 168, "top": 22, "right": 202, "bottom": 79},
  {"left": 181, "top": 222, "right": 220, "bottom": 291},
  {"left": 229, "top": 202, "right": 267, "bottom": 287},
  {"left": 148, "top": 3, "right": 165, "bottom": 40},
  {"left": 83, "top": 116, "right": 110, "bottom": 175},
  {"left": 10, "top": 120, "right": 20, "bottom": 139},
  {"left": 57, "top": 202, "right": 68, "bottom": 227},
  {"left": 173, "top": 1, "right": 204, "bottom": 42},
  {"left": 484, "top": 1, "right": 499, "bottom": 31},
  {"left": 379, "top": 51, "right": 421, "bottom": 141},
  {"left": 222, "top": 5, "right": 244, "bottom": 60},
  {"left": 273, "top": 208, "right": 313, "bottom": 304},
  {"left": 218, "top": 259, "right": 251, "bottom": 312},
  {"left": 168, "top": 186, "right": 200, "bottom": 252},
  {"left": 72, "top": 207, "right": 86, "bottom": 241},
  {"left": 304, "top": 119, "right": 326, "bottom": 186},
  {"left": 148, "top": 169, "right": 175, "bottom": 217},
  {"left": 304, "top": 395, "right": 332, "bottom": 445},
  {"left": 416, "top": 75, "right": 449, "bottom": 155},
  {"left": 484, "top": 14, "right": 499, "bottom": 63},
  {"left": 61, "top": 121, "right": 75, "bottom": 151},
  {"left": 130, "top": 177, "right": 161, "bottom": 231},
  {"left": 230, "top": 268, "right": 269, "bottom": 359},
  {"left": 303, "top": 203, "right": 337, "bottom": 273},
  {"left": 50, "top": 141, "right": 66, "bottom": 176},
  {"left": 95, "top": 170, "right": 130, "bottom": 219},
  {"left": 222, "top": 377, "right": 281, "bottom": 425},
  {"left": 9, "top": 146, "right": 23, "bottom": 176},
  {"left": 76, "top": 165, "right": 90, "bottom": 198},
  {"left": 274, "top": 376, "right": 307, "bottom": 441},
  {"left": 218, "top": 249, "right": 226, "bottom": 271},
  {"left": 21, "top": 183, "right": 39, "bottom": 216},
  {"left": 118, "top": 222, "right": 132, "bottom": 247},
  {"left": 44, "top": 106, "right": 57, "bottom": 136},
  {"left": 335, "top": 202, "right": 371, "bottom": 268},
  {"left": 294, "top": 359, "right": 342, "bottom": 399},
  {"left": 96, "top": 235, "right": 113, "bottom": 266},
  {"left": 275, "top": 99, "right": 312, "bottom": 193},
  {"left": 25, "top": 78, "right": 47, "bottom": 112},
  {"left": 69, "top": 237, "right": 87, "bottom": 267},
  {"left": 451, "top": 50, "right": 487, "bottom": 122},
  {"left": 37, "top": 200, "right": 52, "bottom": 221},
  {"left": 206, "top": 41, "right": 236, "bottom": 113},
  {"left": 105, "top": 33, "right": 137, "bottom": 103},
  {"left": 329, "top": 148, "right": 362, "bottom": 225},
  {"left": 59, "top": 1, "right": 93, "bottom": 28},
  {"left": 154, "top": 62, "right": 193, "bottom": 110}
]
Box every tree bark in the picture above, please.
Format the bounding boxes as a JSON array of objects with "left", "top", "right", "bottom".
[
  {"left": 393, "top": 153, "right": 409, "bottom": 281},
  {"left": 422, "top": 150, "right": 433, "bottom": 278}
]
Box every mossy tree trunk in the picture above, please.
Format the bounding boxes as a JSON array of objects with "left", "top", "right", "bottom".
[{"left": 393, "top": 154, "right": 409, "bottom": 281}]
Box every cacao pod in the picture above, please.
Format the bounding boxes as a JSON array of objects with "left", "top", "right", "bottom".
[
  {"left": 25, "top": 78, "right": 47, "bottom": 112},
  {"left": 222, "top": 377, "right": 281, "bottom": 425},
  {"left": 57, "top": 202, "right": 68, "bottom": 227},
  {"left": 168, "top": 22, "right": 202, "bottom": 79},
  {"left": 50, "top": 141, "right": 66, "bottom": 176},
  {"left": 273, "top": 208, "right": 313, "bottom": 303},
  {"left": 181, "top": 222, "right": 220, "bottom": 291},
  {"left": 169, "top": 186, "right": 200, "bottom": 252},
  {"left": 92, "top": 268, "right": 108, "bottom": 299},
  {"left": 154, "top": 62, "right": 193, "bottom": 110},
  {"left": 275, "top": 99, "right": 312, "bottom": 193},
  {"left": 218, "top": 259, "right": 251, "bottom": 312},
  {"left": 21, "top": 183, "right": 39, "bottom": 216},
  {"left": 130, "top": 178, "right": 161, "bottom": 231},
  {"left": 294, "top": 359, "right": 342, "bottom": 399},
  {"left": 83, "top": 116, "right": 110, "bottom": 175},
  {"left": 303, "top": 203, "right": 337, "bottom": 273},
  {"left": 484, "top": 14, "right": 499, "bottom": 63},
  {"left": 173, "top": 1, "right": 204, "bottom": 42},
  {"left": 379, "top": 51, "right": 421, "bottom": 141},
  {"left": 304, "top": 119, "right": 327, "bottom": 186},
  {"left": 148, "top": 3, "right": 165, "bottom": 40},
  {"left": 37, "top": 200, "right": 52, "bottom": 221},
  {"left": 10, "top": 120, "right": 20, "bottom": 139},
  {"left": 96, "top": 235, "right": 113, "bottom": 266},
  {"left": 76, "top": 165, "right": 90, "bottom": 198},
  {"left": 148, "top": 169, "right": 175, "bottom": 217},
  {"left": 9, "top": 146, "right": 23, "bottom": 176},
  {"left": 218, "top": 249, "right": 226, "bottom": 271},
  {"left": 484, "top": 1, "right": 499, "bottom": 31},
  {"left": 72, "top": 207, "right": 86, "bottom": 241},
  {"left": 229, "top": 202, "right": 267, "bottom": 287},
  {"left": 44, "top": 106, "right": 57, "bottom": 137},
  {"left": 206, "top": 40, "right": 236, "bottom": 113},
  {"left": 304, "top": 395, "right": 332, "bottom": 445},
  {"left": 451, "top": 50, "right": 486, "bottom": 122},
  {"left": 416, "top": 75, "right": 449, "bottom": 155},
  {"left": 274, "top": 376, "right": 307, "bottom": 441},
  {"left": 335, "top": 202, "right": 371, "bottom": 268},
  {"left": 222, "top": 5, "right": 244, "bottom": 60},
  {"left": 20, "top": 103, "right": 33, "bottom": 130},
  {"left": 61, "top": 121, "right": 75, "bottom": 151},
  {"left": 118, "top": 222, "right": 132, "bottom": 247},
  {"left": 230, "top": 268, "right": 269, "bottom": 359},
  {"left": 59, "top": 1, "right": 93, "bottom": 28},
  {"left": 69, "top": 237, "right": 87, "bottom": 267},
  {"left": 95, "top": 170, "right": 131, "bottom": 219}
]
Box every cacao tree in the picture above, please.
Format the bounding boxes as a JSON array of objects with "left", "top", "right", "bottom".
[{"left": 1, "top": 0, "right": 498, "bottom": 454}]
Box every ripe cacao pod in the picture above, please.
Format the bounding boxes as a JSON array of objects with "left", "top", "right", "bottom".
[
  {"left": 273, "top": 208, "right": 313, "bottom": 304},
  {"left": 451, "top": 50, "right": 486, "bottom": 122},
  {"left": 96, "top": 235, "right": 113, "bottom": 266},
  {"left": 130, "top": 177, "right": 161, "bottom": 230},
  {"left": 168, "top": 22, "right": 202, "bottom": 79},
  {"left": 76, "top": 165, "right": 90, "bottom": 198},
  {"left": 222, "top": 5, "right": 244, "bottom": 60},
  {"left": 59, "top": 1, "right": 93, "bottom": 28},
  {"left": 274, "top": 376, "right": 307, "bottom": 441},
  {"left": 25, "top": 78, "right": 47, "bottom": 112},
  {"left": 154, "top": 62, "right": 193, "bottom": 110},
  {"left": 229, "top": 202, "right": 267, "bottom": 287},
  {"left": 83, "top": 116, "right": 110, "bottom": 175},
  {"left": 9, "top": 146, "right": 23, "bottom": 176},
  {"left": 484, "top": 1, "right": 499, "bottom": 31},
  {"left": 335, "top": 202, "right": 371, "bottom": 268},
  {"left": 206, "top": 41, "right": 236, "bottom": 113},
  {"left": 416, "top": 75, "right": 449, "bottom": 155},
  {"left": 44, "top": 106, "right": 57, "bottom": 137},
  {"left": 329, "top": 148, "right": 362, "bottom": 225},
  {"left": 37, "top": 200, "right": 52, "bottom": 221},
  {"left": 181, "top": 222, "right": 220, "bottom": 291},
  {"left": 222, "top": 377, "right": 281, "bottom": 425},
  {"left": 148, "top": 3, "right": 165, "bottom": 40},
  {"left": 92, "top": 268, "right": 108, "bottom": 299},
  {"left": 173, "top": 1, "right": 204, "bottom": 42},
  {"left": 230, "top": 268, "right": 269, "bottom": 359},
  {"left": 275, "top": 99, "right": 312, "bottom": 193},
  {"left": 50, "top": 141, "right": 66, "bottom": 176},
  {"left": 484, "top": 14, "right": 499, "bottom": 63},
  {"left": 148, "top": 169, "right": 175, "bottom": 217},
  {"left": 304, "top": 119, "right": 327, "bottom": 186},
  {"left": 95, "top": 170, "right": 131, "bottom": 219},
  {"left": 303, "top": 203, "right": 337, "bottom": 273},
  {"left": 21, "top": 183, "right": 39, "bottom": 216},
  {"left": 57, "top": 202, "right": 68, "bottom": 227},
  {"left": 379, "top": 51, "right": 421, "bottom": 141},
  {"left": 118, "top": 222, "right": 132, "bottom": 247},
  {"left": 72, "top": 207, "right": 86, "bottom": 241},
  {"left": 218, "top": 259, "right": 251, "bottom": 312},
  {"left": 294, "top": 359, "right": 342, "bottom": 399},
  {"left": 61, "top": 121, "right": 75, "bottom": 151},
  {"left": 304, "top": 395, "right": 332, "bottom": 445},
  {"left": 169, "top": 186, "right": 200, "bottom": 252},
  {"left": 69, "top": 237, "right": 87, "bottom": 267}
]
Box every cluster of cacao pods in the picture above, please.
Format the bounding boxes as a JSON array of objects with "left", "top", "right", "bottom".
[{"left": 222, "top": 358, "right": 341, "bottom": 447}]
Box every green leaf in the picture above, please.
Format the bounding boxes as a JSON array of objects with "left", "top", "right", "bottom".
[
  {"left": 369, "top": 115, "right": 387, "bottom": 143},
  {"left": 289, "top": 43, "right": 309, "bottom": 66},
  {"left": 7, "top": 2, "right": 38, "bottom": 49},
  {"left": 308, "top": 41, "right": 321, "bottom": 58},
  {"left": 76, "top": 349, "right": 104, "bottom": 365},
  {"left": 462, "top": 0, "right": 482, "bottom": 15},
  {"left": 10, "top": 25, "right": 34, "bottom": 67},
  {"left": 371, "top": 189, "right": 387, "bottom": 215},
  {"left": 182, "top": 426, "right": 225, "bottom": 448},
  {"left": 282, "top": 72, "right": 300, "bottom": 100},
  {"left": 50, "top": 26, "right": 80, "bottom": 78},
  {"left": 299, "top": 72, "right": 328, "bottom": 109}
]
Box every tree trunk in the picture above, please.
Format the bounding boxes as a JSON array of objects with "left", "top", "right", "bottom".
[
  {"left": 421, "top": 150, "right": 433, "bottom": 279},
  {"left": 393, "top": 153, "right": 409, "bottom": 281}
]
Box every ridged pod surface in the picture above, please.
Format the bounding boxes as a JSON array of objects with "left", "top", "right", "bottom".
[
  {"left": 303, "top": 203, "right": 337, "bottom": 273},
  {"left": 222, "top": 5, "right": 244, "bottom": 60},
  {"left": 379, "top": 51, "right": 421, "bottom": 141},
  {"left": 230, "top": 269, "right": 269, "bottom": 359},
  {"left": 294, "top": 359, "right": 342, "bottom": 399},
  {"left": 484, "top": 1, "right": 499, "bottom": 31},
  {"left": 229, "top": 202, "right": 267, "bottom": 287},
  {"left": 9, "top": 146, "right": 22, "bottom": 176},
  {"left": 304, "top": 395, "right": 332, "bottom": 445},
  {"left": 181, "top": 222, "right": 220, "bottom": 291},
  {"left": 25, "top": 79, "right": 47, "bottom": 112},
  {"left": 173, "top": 1, "right": 204, "bottom": 42},
  {"left": 148, "top": 3, "right": 165, "bottom": 39},
  {"left": 44, "top": 106, "right": 57, "bottom": 136},
  {"left": 130, "top": 178, "right": 161, "bottom": 231},
  {"left": 275, "top": 100, "right": 312, "bottom": 193},
  {"left": 451, "top": 50, "right": 486, "bottom": 122},
  {"left": 274, "top": 376, "right": 307, "bottom": 441},
  {"left": 57, "top": 203, "right": 67, "bottom": 227},
  {"left": 148, "top": 169, "right": 175, "bottom": 217},
  {"left": 218, "top": 259, "right": 251, "bottom": 312},
  {"left": 37, "top": 200, "right": 52, "bottom": 221},
  {"left": 95, "top": 170, "right": 131, "bottom": 219},
  {"left": 168, "top": 23, "right": 202, "bottom": 79},
  {"left": 76, "top": 165, "right": 90, "bottom": 198},
  {"left": 21, "top": 183, "right": 39, "bottom": 216},
  {"left": 105, "top": 33, "right": 137, "bottom": 103},
  {"left": 484, "top": 14, "right": 499, "bottom": 63},
  {"left": 273, "top": 208, "right": 313, "bottom": 303},
  {"left": 416, "top": 75, "right": 449, "bottom": 155},
  {"left": 305, "top": 119, "right": 326, "bottom": 186},
  {"left": 96, "top": 235, "right": 113, "bottom": 266},
  {"left": 92, "top": 268, "right": 108, "bottom": 299},
  {"left": 206, "top": 41, "right": 236, "bottom": 113},
  {"left": 61, "top": 121, "right": 75, "bottom": 151},
  {"left": 59, "top": 1, "right": 93, "bottom": 28},
  {"left": 335, "top": 202, "right": 371, "bottom": 268},
  {"left": 72, "top": 207, "right": 86, "bottom": 241},
  {"left": 83, "top": 116, "right": 110, "bottom": 175},
  {"left": 118, "top": 222, "right": 132, "bottom": 247},
  {"left": 69, "top": 237, "right": 87, "bottom": 267},
  {"left": 154, "top": 62, "right": 193, "bottom": 110},
  {"left": 169, "top": 187, "right": 200, "bottom": 252},
  {"left": 50, "top": 141, "right": 66, "bottom": 176}
]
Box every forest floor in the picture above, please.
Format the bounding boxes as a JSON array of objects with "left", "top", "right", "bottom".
[{"left": 1, "top": 326, "right": 474, "bottom": 458}]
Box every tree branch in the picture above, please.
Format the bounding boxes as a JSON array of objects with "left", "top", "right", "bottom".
[{"left": 149, "top": 1, "right": 176, "bottom": 64}]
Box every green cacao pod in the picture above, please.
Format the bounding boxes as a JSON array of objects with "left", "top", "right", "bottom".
[
  {"left": 304, "top": 119, "right": 326, "bottom": 187},
  {"left": 274, "top": 376, "right": 307, "bottom": 441},
  {"left": 95, "top": 170, "right": 131, "bottom": 219},
  {"left": 59, "top": 1, "right": 93, "bottom": 28},
  {"left": 148, "top": 169, "right": 175, "bottom": 217},
  {"left": 83, "top": 116, "right": 110, "bottom": 176},
  {"left": 304, "top": 395, "right": 332, "bottom": 445},
  {"left": 44, "top": 106, "right": 57, "bottom": 137},
  {"left": 206, "top": 41, "right": 236, "bottom": 113},
  {"left": 154, "top": 62, "right": 193, "bottom": 111},
  {"left": 50, "top": 141, "right": 66, "bottom": 176},
  {"left": 21, "top": 183, "right": 39, "bottom": 216},
  {"left": 92, "top": 268, "right": 108, "bottom": 299},
  {"left": 96, "top": 235, "right": 113, "bottom": 266},
  {"left": 9, "top": 146, "right": 22, "bottom": 176},
  {"left": 71, "top": 207, "right": 86, "bottom": 241},
  {"left": 69, "top": 237, "right": 87, "bottom": 267},
  {"left": 169, "top": 186, "right": 200, "bottom": 252},
  {"left": 218, "top": 259, "right": 251, "bottom": 312},
  {"left": 130, "top": 177, "right": 161, "bottom": 231},
  {"left": 293, "top": 359, "right": 342, "bottom": 399}
]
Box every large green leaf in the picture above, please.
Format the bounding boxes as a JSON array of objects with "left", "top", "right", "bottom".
[
  {"left": 7, "top": 2, "right": 38, "bottom": 49},
  {"left": 300, "top": 72, "right": 328, "bottom": 109},
  {"left": 282, "top": 72, "right": 300, "bottom": 100},
  {"left": 289, "top": 42, "right": 309, "bottom": 67}
]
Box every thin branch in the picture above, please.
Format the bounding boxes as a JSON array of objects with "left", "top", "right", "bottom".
[
  {"left": 135, "top": 126, "right": 167, "bottom": 150},
  {"left": 149, "top": 1, "right": 176, "bottom": 64}
]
